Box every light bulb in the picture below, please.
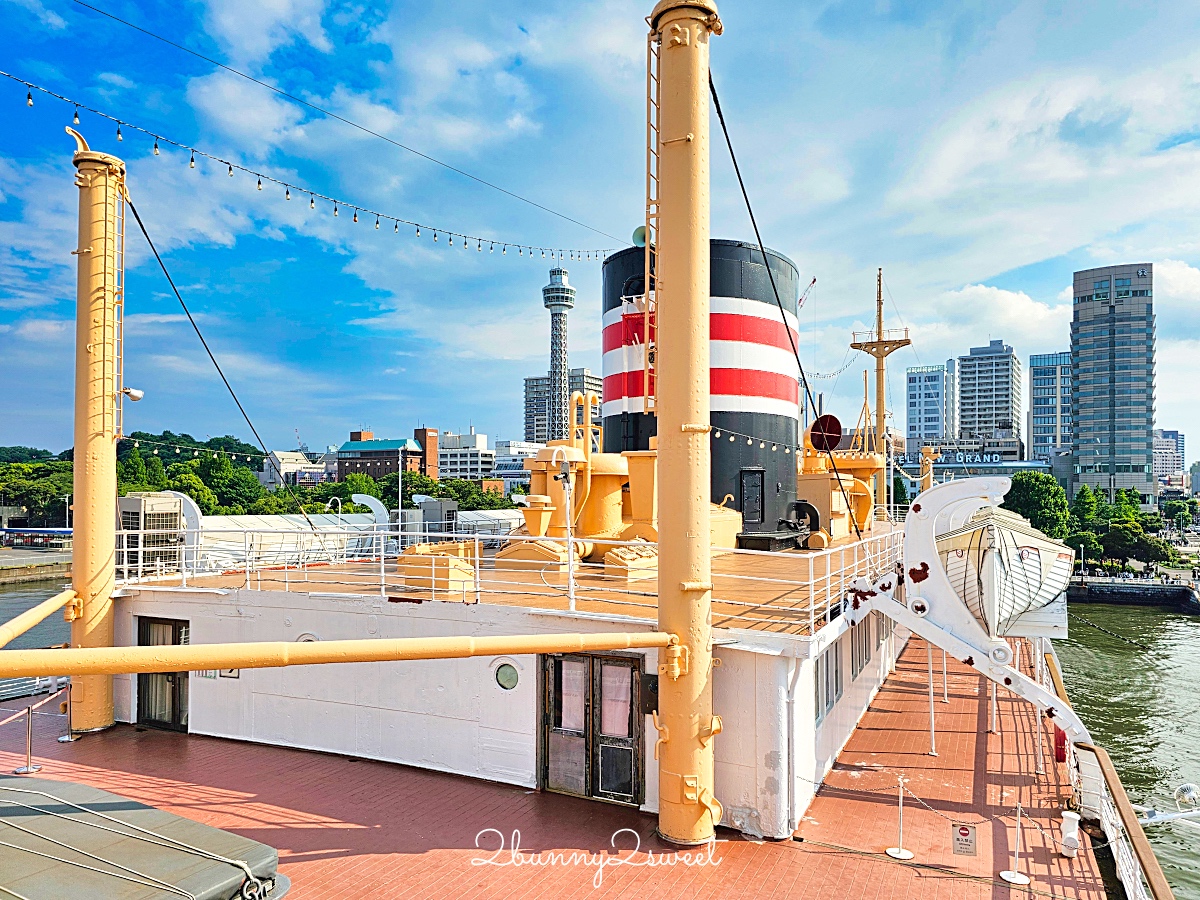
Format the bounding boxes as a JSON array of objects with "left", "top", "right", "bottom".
[
  {"left": 285, "top": 187, "right": 291, "bottom": 200},
  {"left": 73, "top": 107, "right": 79, "bottom": 124},
  {"left": 490, "top": 242, "right": 494, "bottom": 253},
  {"left": 193, "top": 450, "right": 198, "bottom": 456},
  {"left": 394, "top": 221, "right": 398, "bottom": 233},
  {"left": 153, "top": 140, "right": 160, "bottom": 155},
  {"left": 257, "top": 178, "right": 263, "bottom": 191},
  {"left": 310, "top": 194, "right": 315, "bottom": 209},
  {"left": 175, "top": 448, "right": 180, "bottom": 454},
  {"left": 116, "top": 124, "right": 123, "bottom": 141},
  {"left": 477, "top": 240, "right": 482, "bottom": 251},
  {"left": 714, "top": 431, "right": 721, "bottom": 438},
  {"left": 772, "top": 444, "right": 777, "bottom": 451},
  {"left": 785, "top": 447, "right": 792, "bottom": 454},
  {"left": 729, "top": 435, "right": 735, "bottom": 442},
  {"left": 134, "top": 441, "right": 140, "bottom": 448},
  {"left": 416, "top": 226, "right": 420, "bottom": 237},
  {"left": 153, "top": 448, "right": 158, "bottom": 455},
  {"left": 502, "top": 245, "right": 507, "bottom": 255},
  {"left": 434, "top": 232, "right": 438, "bottom": 242},
  {"left": 518, "top": 247, "right": 523, "bottom": 255},
  {"left": 375, "top": 216, "right": 380, "bottom": 229},
  {"left": 334, "top": 205, "right": 339, "bottom": 216},
  {"left": 353, "top": 210, "right": 358, "bottom": 222},
  {"left": 228, "top": 163, "right": 234, "bottom": 176},
  {"left": 541, "top": 249, "right": 545, "bottom": 258},
  {"left": 26, "top": 91, "right": 32, "bottom": 107},
  {"left": 189, "top": 151, "right": 195, "bottom": 168},
  {"left": 747, "top": 438, "right": 753, "bottom": 445},
  {"left": 760, "top": 441, "right": 766, "bottom": 448}
]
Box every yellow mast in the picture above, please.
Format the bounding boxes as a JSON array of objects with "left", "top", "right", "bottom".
[
  {"left": 849, "top": 268, "right": 909, "bottom": 509},
  {"left": 66, "top": 127, "right": 125, "bottom": 732},
  {"left": 649, "top": 0, "right": 724, "bottom": 845}
]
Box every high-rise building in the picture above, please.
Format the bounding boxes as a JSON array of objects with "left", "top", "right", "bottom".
[
  {"left": 956, "top": 340, "right": 1023, "bottom": 444},
  {"left": 542, "top": 267, "right": 576, "bottom": 441},
  {"left": 1070, "top": 264, "right": 1155, "bottom": 505},
  {"left": 1153, "top": 429, "right": 1183, "bottom": 485},
  {"left": 524, "top": 368, "right": 603, "bottom": 444},
  {"left": 905, "top": 361, "right": 956, "bottom": 454},
  {"left": 1027, "top": 352, "right": 1072, "bottom": 461}
]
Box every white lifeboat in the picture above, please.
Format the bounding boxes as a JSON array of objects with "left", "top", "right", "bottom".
[{"left": 935, "top": 506, "right": 1075, "bottom": 637}]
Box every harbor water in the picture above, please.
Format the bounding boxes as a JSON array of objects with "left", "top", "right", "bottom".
[
  {"left": 0, "top": 579, "right": 71, "bottom": 650},
  {"left": 1057, "top": 602, "right": 1200, "bottom": 899}
]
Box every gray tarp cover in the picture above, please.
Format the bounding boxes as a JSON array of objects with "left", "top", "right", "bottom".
[{"left": 0, "top": 775, "right": 279, "bottom": 899}]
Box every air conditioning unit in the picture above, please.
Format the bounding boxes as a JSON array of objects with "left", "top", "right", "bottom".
[{"left": 117, "top": 492, "right": 183, "bottom": 580}]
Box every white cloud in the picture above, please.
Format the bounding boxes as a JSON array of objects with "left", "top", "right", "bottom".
[
  {"left": 3, "top": 0, "right": 64, "bottom": 29},
  {"left": 13, "top": 318, "right": 71, "bottom": 341},
  {"left": 201, "top": 0, "right": 331, "bottom": 66}
]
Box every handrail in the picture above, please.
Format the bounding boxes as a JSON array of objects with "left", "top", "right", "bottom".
[
  {"left": 0, "top": 589, "right": 75, "bottom": 649},
  {"left": 1044, "top": 648, "right": 1173, "bottom": 899},
  {"left": 0, "top": 685, "right": 68, "bottom": 730},
  {"left": 1077, "top": 742, "right": 1176, "bottom": 900}
]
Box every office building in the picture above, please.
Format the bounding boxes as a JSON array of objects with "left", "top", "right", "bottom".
[
  {"left": 491, "top": 440, "right": 544, "bottom": 492},
  {"left": 1153, "top": 429, "right": 1183, "bottom": 485},
  {"left": 438, "top": 428, "right": 496, "bottom": 481},
  {"left": 1070, "top": 264, "right": 1155, "bottom": 505},
  {"left": 259, "top": 450, "right": 328, "bottom": 489},
  {"left": 905, "top": 361, "right": 956, "bottom": 454},
  {"left": 1027, "top": 352, "right": 1072, "bottom": 462},
  {"left": 337, "top": 429, "right": 438, "bottom": 481},
  {"left": 1161, "top": 429, "right": 1185, "bottom": 467},
  {"left": 524, "top": 368, "right": 603, "bottom": 444},
  {"left": 956, "top": 340, "right": 1023, "bottom": 445}
]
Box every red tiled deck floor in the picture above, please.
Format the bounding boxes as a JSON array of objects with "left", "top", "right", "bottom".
[{"left": 0, "top": 638, "right": 1106, "bottom": 898}]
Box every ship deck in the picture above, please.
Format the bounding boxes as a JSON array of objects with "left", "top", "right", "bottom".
[
  {"left": 0, "top": 638, "right": 1107, "bottom": 899},
  {"left": 130, "top": 523, "right": 902, "bottom": 638}
]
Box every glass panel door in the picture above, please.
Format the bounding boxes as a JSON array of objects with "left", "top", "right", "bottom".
[
  {"left": 542, "top": 654, "right": 642, "bottom": 806},
  {"left": 594, "top": 661, "right": 637, "bottom": 803},
  {"left": 546, "top": 657, "right": 588, "bottom": 795},
  {"left": 136, "top": 617, "right": 189, "bottom": 732}
]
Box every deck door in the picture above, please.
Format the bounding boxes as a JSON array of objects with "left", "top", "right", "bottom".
[
  {"left": 543, "top": 654, "right": 642, "bottom": 806},
  {"left": 136, "top": 617, "right": 189, "bottom": 731}
]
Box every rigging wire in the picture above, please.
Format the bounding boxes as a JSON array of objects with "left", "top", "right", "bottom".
[
  {"left": 125, "top": 196, "right": 324, "bottom": 534},
  {"left": 709, "top": 72, "right": 862, "bottom": 540},
  {"left": 3, "top": 71, "right": 613, "bottom": 260},
  {"left": 68, "top": 0, "right": 622, "bottom": 243}
]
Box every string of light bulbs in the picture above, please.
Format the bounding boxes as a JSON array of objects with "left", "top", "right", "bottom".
[
  {"left": 120, "top": 437, "right": 265, "bottom": 463},
  {"left": 4, "top": 71, "right": 617, "bottom": 262},
  {"left": 710, "top": 426, "right": 803, "bottom": 455}
]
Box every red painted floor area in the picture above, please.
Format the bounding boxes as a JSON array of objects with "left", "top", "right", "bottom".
[{"left": 0, "top": 638, "right": 1106, "bottom": 898}]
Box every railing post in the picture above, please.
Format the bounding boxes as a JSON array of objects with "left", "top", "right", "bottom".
[
  {"left": 13, "top": 706, "right": 41, "bottom": 775},
  {"left": 474, "top": 535, "right": 481, "bottom": 605},
  {"left": 243, "top": 531, "right": 251, "bottom": 589},
  {"left": 379, "top": 530, "right": 386, "bottom": 598},
  {"left": 57, "top": 682, "right": 76, "bottom": 743},
  {"left": 926, "top": 643, "right": 938, "bottom": 757}
]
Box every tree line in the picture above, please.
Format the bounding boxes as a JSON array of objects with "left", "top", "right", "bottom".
[
  {"left": 0, "top": 432, "right": 516, "bottom": 526},
  {"left": 999, "top": 471, "right": 1196, "bottom": 568}
]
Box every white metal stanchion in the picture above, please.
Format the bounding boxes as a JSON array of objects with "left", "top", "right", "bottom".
[
  {"left": 990, "top": 681, "right": 998, "bottom": 733},
  {"left": 1000, "top": 802, "right": 1031, "bottom": 885},
  {"left": 927, "top": 644, "right": 938, "bottom": 756},
  {"left": 941, "top": 648, "right": 948, "bottom": 703},
  {"left": 886, "top": 776, "right": 914, "bottom": 860}
]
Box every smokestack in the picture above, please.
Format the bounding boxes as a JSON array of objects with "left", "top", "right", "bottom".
[{"left": 542, "top": 267, "right": 576, "bottom": 441}]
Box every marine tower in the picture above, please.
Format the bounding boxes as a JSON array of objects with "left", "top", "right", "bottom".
[{"left": 543, "top": 267, "right": 576, "bottom": 441}]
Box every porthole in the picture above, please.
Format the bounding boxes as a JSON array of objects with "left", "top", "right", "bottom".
[{"left": 495, "top": 663, "right": 519, "bottom": 691}]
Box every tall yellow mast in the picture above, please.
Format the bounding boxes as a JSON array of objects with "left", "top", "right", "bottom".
[
  {"left": 649, "top": 0, "right": 724, "bottom": 845},
  {"left": 850, "top": 268, "right": 909, "bottom": 509},
  {"left": 67, "top": 128, "right": 125, "bottom": 732}
]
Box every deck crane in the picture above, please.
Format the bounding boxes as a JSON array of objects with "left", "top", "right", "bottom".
[{"left": 797, "top": 276, "right": 816, "bottom": 313}]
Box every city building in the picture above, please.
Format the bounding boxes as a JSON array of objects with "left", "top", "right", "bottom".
[
  {"left": 438, "top": 428, "right": 496, "bottom": 481},
  {"left": 956, "top": 339, "right": 1023, "bottom": 445},
  {"left": 336, "top": 429, "right": 438, "bottom": 481},
  {"left": 491, "top": 439, "right": 545, "bottom": 492},
  {"left": 1161, "top": 429, "right": 1185, "bottom": 468},
  {"left": 259, "top": 450, "right": 328, "bottom": 489},
  {"left": 892, "top": 435, "right": 1024, "bottom": 468},
  {"left": 524, "top": 368, "right": 603, "bottom": 444},
  {"left": 1071, "top": 264, "right": 1155, "bottom": 505},
  {"left": 905, "top": 361, "right": 956, "bottom": 455},
  {"left": 1153, "top": 429, "right": 1183, "bottom": 486},
  {"left": 1027, "top": 351, "right": 1072, "bottom": 462}
]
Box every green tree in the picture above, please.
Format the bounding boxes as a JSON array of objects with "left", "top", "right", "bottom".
[
  {"left": 1065, "top": 530, "right": 1103, "bottom": 565},
  {"left": 119, "top": 447, "right": 148, "bottom": 490},
  {"left": 401, "top": 472, "right": 441, "bottom": 508},
  {"left": 167, "top": 472, "right": 218, "bottom": 515},
  {"left": 1162, "top": 500, "right": 1190, "bottom": 531},
  {"left": 144, "top": 454, "right": 168, "bottom": 490},
  {"left": 0, "top": 447, "right": 55, "bottom": 463},
  {"left": 1071, "top": 485, "right": 1098, "bottom": 531},
  {"left": 892, "top": 475, "right": 910, "bottom": 507},
  {"left": 1001, "top": 471, "right": 1070, "bottom": 538},
  {"left": 343, "top": 472, "right": 381, "bottom": 500}
]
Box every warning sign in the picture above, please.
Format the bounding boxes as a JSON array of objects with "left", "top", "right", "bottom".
[{"left": 952, "top": 823, "right": 977, "bottom": 856}]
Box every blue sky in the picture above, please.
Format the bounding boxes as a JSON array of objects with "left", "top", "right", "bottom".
[{"left": 3, "top": 0, "right": 1200, "bottom": 460}]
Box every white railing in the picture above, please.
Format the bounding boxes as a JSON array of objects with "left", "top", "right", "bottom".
[{"left": 114, "top": 524, "right": 904, "bottom": 637}]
